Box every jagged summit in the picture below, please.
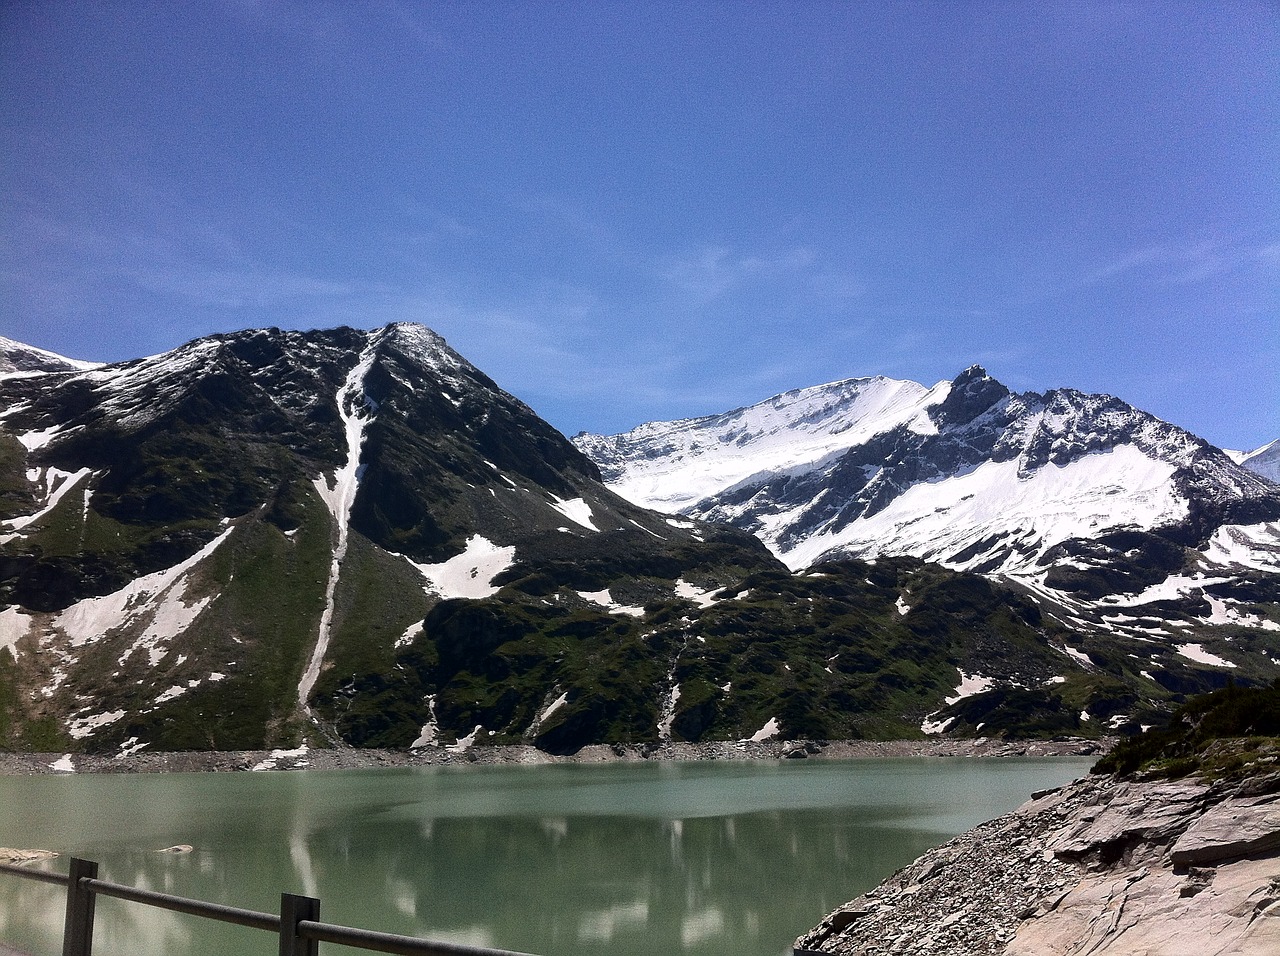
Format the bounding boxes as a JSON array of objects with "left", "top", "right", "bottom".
[
  {"left": 574, "top": 367, "right": 1280, "bottom": 577},
  {"left": 575, "top": 373, "right": 943, "bottom": 515}
]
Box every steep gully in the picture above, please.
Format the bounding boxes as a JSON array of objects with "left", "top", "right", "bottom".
[{"left": 297, "top": 341, "right": 378, "bottom": 715}]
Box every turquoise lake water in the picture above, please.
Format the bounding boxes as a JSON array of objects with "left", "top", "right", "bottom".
[{"left": 0, "top": 756, "right": 1091, "bottom": 956}]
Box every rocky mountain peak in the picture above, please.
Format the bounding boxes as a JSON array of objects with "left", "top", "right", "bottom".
[
  {"left": 931, "top": 365, "right": 1010, "bottom": 429},
  {"left": 576, "top": 366, "right": 1280, "bottom": 592}
]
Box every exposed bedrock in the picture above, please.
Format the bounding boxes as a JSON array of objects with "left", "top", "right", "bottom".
[{"left": 796, "top": 770, "right": 1280, "bottom": 956}]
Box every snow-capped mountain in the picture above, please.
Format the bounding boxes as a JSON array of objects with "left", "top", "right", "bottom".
[
  {"left": 576, "top": 368, "right": 1280, "bottom": 671},
  {"left": 0, "top": 335, "right": 101, "bottom": 377},
  {"left": 1231, "top": 440, "right": 1280, "bottom": 484},
  {"left": 0, "top": 325, "right": 782, "bottom": 752},
  {"left": 3, "top": 331, "right": 1277, "bottom": 755},
  {"left": 576, "top": 366, "right": 1279, "bottom": 575}
]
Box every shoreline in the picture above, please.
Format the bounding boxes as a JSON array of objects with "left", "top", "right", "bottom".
[
  {"left": 0, "top": 736, "right": 1109, "bottom": 774},
  {"left": 796, "top": 765, "right": 1280, "bottom": 955}
]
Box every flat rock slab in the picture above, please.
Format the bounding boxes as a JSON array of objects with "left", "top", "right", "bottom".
[
  {"left": 1051, "top": 780, "right": 1210, "bottom": 863},
  {"left": 1008, "top": 854, "right": 1280, "bottom": 956},
  {"left": 1171, "top": 793, "right": 1280, "bottom": 867}
]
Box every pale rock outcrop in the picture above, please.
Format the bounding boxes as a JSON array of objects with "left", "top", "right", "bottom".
[{"left": 797, "top": 771, "right": 1280, "bottom": 956}]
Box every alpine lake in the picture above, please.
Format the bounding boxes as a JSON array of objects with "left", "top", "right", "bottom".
[{"left": 0, "top": 756, "right": 1092, "bottom": 956}]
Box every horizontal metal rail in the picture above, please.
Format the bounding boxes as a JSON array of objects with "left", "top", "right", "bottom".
[
  {"left": 0, "top": 856, "right": 546, "bottom": 956},
  {"left": 83, "top": 878, "right": 281, "bottom": 932},
  {"left": 0, "top": 860, "right": 68, "bottom": 887}
]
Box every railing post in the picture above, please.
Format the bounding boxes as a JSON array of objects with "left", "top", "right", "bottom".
[
  {"left": 279, "top": 892, "right": 320, "bottom": 956},
  {"left": 61, "top": 857, "right": 98, "bottom": 956}
]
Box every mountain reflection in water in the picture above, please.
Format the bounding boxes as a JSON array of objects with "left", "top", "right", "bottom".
[{"left": 0, "top": 757, "right": 1091, "bottom": 956}]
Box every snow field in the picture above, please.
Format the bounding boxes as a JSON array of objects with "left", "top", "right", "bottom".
[
  {"left": 600, "top": 376, "right": 942, "bottom": 515},
  {"left": 781, "top": 445, "right": 1185, "bottom": 572}
]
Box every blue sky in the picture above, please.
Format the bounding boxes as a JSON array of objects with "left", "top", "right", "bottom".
[{"left": 2, "top": 1, "right": 1276, "bottom": 449}]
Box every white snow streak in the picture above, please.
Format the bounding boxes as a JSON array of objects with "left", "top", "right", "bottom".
[
  {"left": 1101, "top": 572, "right": 1232, "bottom": 607},
  {"left": 578, "top": 589, "right": 646, "bottom": 617},
  {"left": 674, "top": 579, "right": 721, "bottom": 608},
  {"left": 782, "top": 446, "right": 1184, "bottom": 571},
  {"left": 0, "top": 606, "right": 34, "bottom": 658},
  {"left": 920, "top": 670, "right": 994, "bottom": 735},
  {"left": 944, "top": 671, "right": 993, "bottom": 705},
  {"left": 1204, "top": 595, "right": 1280, "bottom": 631},
  {"left": 67, "top": 710, "right": 126, "bottom": 739},
  {"left": 449, "top": 725, "right": 483, "bottom": 752},
  {"left": 539, "top": 691, "right": 570, "bottom": 725},
  {"left": 57, "top": 526, "right": 233, "bottom": 650},
  {"left": 1202, "top": 522, "right": 1280, "bottom": 575},
  {"left": 252, "top": 746, "right": 310, "bottom": 771},
  {"left": 920, "top": 715, "right": 956, "bottom": 736},
  {"left": 395, "top": 621, "right": 422, "bottom": 649},
  {"left": 599, "top": 376, "right": 940, "bottom": 515},
  {"left": 410, "top": 695, "right": 439, "bottom": 748},
  {"left": 300, "top": 343, "right": 379, "bottom": 709},
  {"left": 1, "top": 467, "right": 93, "bottom": 540},
  {"left": 1057, "top": 644, "right": 1093, "bottom": 667}
]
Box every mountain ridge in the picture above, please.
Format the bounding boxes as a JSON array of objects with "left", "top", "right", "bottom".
[
  {"left": 573, "top": 366, "right": 1279, "bottom": 575},
  {"left": 2, "top": 327, "right": 1277, "bottom": 756}
]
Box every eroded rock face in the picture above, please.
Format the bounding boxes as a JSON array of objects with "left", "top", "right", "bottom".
[
  {"left": 796, "top": 771, "right": 1280, "bottom": 956},
  {"left": 1169, "top": 792, "right": 1280, "bottom": 867}
]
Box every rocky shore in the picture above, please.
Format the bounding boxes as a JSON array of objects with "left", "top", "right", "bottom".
[
  {"left": 0, "top": 736, "right": 1107, "bottom": 774},
  {"left": 795, "top": 765, "right": 1280, "bottom": 955}
]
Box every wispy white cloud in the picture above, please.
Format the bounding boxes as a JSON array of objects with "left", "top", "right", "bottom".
[
  {"left": 659, "top": 245, "right": 821, "bottom": 302},
  {"left": 1081, "top": 237, "right": 1278, "bottom": 288}
]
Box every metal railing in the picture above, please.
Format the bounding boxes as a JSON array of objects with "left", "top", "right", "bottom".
[{"left": 0, "top": 858, "right": 540, "bottom": 956}]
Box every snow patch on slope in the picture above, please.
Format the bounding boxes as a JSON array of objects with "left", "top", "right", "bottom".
[
  {"left": 55, "top": 526, "right": 233, "bottom": 651},
  {"left": 411, "top": 696, "right": 439, "bottom": 748},
  {"left": 1176, "top": 644, "right": 1237, "bottom": 668},
  {"left": 578, "top": 589, "right": 646, "bottom": 617},
  {"left": 921, "top": 671, "right": 994, "bottom": 735},
  {"left": 549, "top": 495, "right": 599, "bottom": 531},
  {"left": 674, "top": 579, "right": 721, "bottom": 607},
  {"left": 1202, "top": 522, "right": 1280, "bottom": 575},
  {"left": 747, "top": 717, "right": 780, "bottom": 742},
  {"left": 403, "top": 535, "right": 517, "bottom": 600},
  {"left": 0, "top": 467, "right": 93, "bottom": 542},
  {"left": 1100, "top": 572, "right": 1233, "bottom": 608},
  {"left": 0, "top": 606, "right": 35, "bottom": 657},
  {"left": 945, "top": 671, "right": 994, "bottom": 705},
  {"left": 1233, "top": 440, "right": 1280, "bottom": 483},
  {"left": 0, "top": 335, "right": 102, "bottom": 377}
]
